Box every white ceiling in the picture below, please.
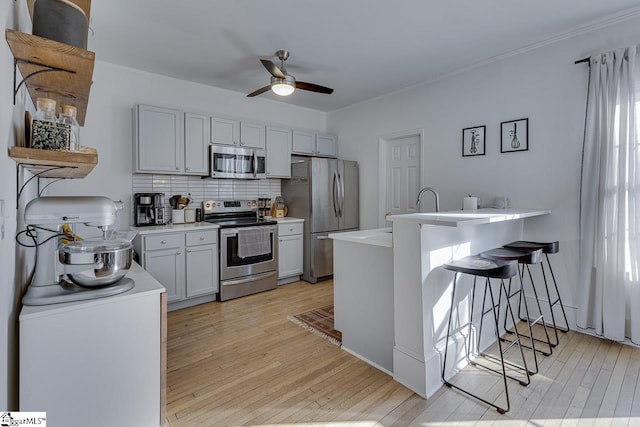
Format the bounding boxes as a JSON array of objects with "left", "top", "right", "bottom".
[{"left": 89, "top": 1, "right": 640, "bottom": 112}]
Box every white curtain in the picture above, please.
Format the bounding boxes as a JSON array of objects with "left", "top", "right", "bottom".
[{"left": 578, "top": 46, "right": 640, "bottom": 343}]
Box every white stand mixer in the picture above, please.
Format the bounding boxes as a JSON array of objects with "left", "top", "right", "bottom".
[{"left": 22, "top": 196, "right": 135, "bottom": 306}]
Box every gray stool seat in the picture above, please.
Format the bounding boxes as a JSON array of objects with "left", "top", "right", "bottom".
[
  {"left": 443, "top": 255, "right": 517, "bottom": 279},
  {"left": 441, "top": 255, "right": 529, "bottom": 414},
  {"left": 504, "top": 240, "right": 559, "bottom": 255}
]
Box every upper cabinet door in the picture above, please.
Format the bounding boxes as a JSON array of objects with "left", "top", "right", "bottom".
[
  {"left": 239, "top": 121, "right": 265, "bottom": 149},
  {"left": 292, "top": 130, "right": 315, "bottom": 155},
  {"left": 316, "top": 134, "right": 337, "bottom": 158},
  {"left": 266, "top": 126, "right": 292, "bottom": 178},
  {"left": 135, "top": 104, "right": 184, "bottom": 173},
  {"left": 211, "top": 116, "right": 239, "bottom": 146},
  {"left": 184, "top": 112, "right": 210, "bottom": 175}
]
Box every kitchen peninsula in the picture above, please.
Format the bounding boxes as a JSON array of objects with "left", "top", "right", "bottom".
[
  {"left": 331, "top": 209, "right": 550, "bottom": 399},
  {"left": 390, "top": 208, "right": 550, "bottom": 398}
]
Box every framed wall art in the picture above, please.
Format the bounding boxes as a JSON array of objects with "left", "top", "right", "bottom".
[
  {"left": 462, "top": 125, "right": 486, "bottom": 157},
  {"left": 501, "top": 118, "right": 528, "bottom": 153}
]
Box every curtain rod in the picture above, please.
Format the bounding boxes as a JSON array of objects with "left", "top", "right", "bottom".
[{"left": 575, "top": 45, "right": 640, "bottom": 65}]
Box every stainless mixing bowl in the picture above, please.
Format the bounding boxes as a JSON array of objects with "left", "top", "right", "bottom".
[{"left": 60, "top": 239, "right": 133, "bottom": 287}]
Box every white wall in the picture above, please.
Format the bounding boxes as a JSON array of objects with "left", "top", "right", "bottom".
[
  {"left": 1, "top": 0, "right": 35, "bottom": 410},
  {"left": 327, "top": 15, "right": 640, "bottom": 322}
]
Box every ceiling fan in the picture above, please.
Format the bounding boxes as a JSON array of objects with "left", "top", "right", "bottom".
[{"left": 247, "top": 50, "right": 334, "bottom": 97}]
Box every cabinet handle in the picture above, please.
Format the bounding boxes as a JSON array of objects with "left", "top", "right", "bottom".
[
  {"left": 186, "top": 249, "right": 191, "bottom": 253},
  {"left": 160, "top": 240, "right": 166, "bottom": 245},
  {"left": 176, "top": 251, "right": 182, "bottom": 255},
  {"left": 185, "top": 167, "right": 190, "bottom": 171},
  {"left": 200, "top": 236, "right": 205, "bottom": 240},
  {"left": 289, "top": 228, "right": 294, "bottom": 232},
  {"left": 175, "top": 167, "right": 180, "bottom": 170}
]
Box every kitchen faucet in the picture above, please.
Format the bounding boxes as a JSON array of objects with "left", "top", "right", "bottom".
[{"left": 416, "top": 187, "right": 440, "bottom": 212}]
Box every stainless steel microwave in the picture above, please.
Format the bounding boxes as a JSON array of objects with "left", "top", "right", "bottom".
[{"left": 209, "top": 145, "right": 266, "bottom": 179}]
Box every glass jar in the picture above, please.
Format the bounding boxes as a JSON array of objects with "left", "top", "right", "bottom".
[
  {"left": 31, "top": 98, "right": 68, "bottom": 150},
  {"left": 59, "top": 104, "right": 80, "bottom": 152},
  {"left": 34, "top": 98, "right": 57, "bottom": 122}
]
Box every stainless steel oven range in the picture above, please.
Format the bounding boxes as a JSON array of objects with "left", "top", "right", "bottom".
[{"left": 203, "top": 200, "right": 278, "bottom": 301}]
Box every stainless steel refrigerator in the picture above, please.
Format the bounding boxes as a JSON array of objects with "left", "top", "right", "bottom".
[{"left": 282, "top": 157, "right": 359, "bottom": 283}]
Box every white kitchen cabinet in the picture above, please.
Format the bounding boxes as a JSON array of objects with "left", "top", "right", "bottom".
[
  {"left": 266, "top": 125, "right": 292, "bottom": 178},
  {"left": 211, "top": 116, "right": 239, "bottom": 146},
  {"left": 184, "top": 112, "right": 211, "bottom": 175},
  {"left": 292, "top": 130, "right": 316, "bottom": 155},
  {"left": 292, "top": 130, "right": 338, "bottom": 158},
  {"left": 211, "top": 116, "right": 265, "bottom": 149},
  {"left": 134, "top": 104, "right": 209, "bottom": 175},
  {"left": 20, "top": 263, "right": 166, "bottom": 427},
  {"left": 134, "top": 229, "right": 219, "bottom": 308},
  {"left": 277, "top": 220, "right": 304, "bottom": 284},
  {"left": 185, "top": 230, "right": 219, "bottom": 298},
  {"left": 146, "top": 246, "right": 185, "bottom": 303},
  {"left": 316, "top": 133, "right": 338, "bottom": 157},
  {"left": 240, "top": 121, "right": 266, "bottom": 149},
  {"left": 134, "top": 104, "right": 184, "bottom": 173}
]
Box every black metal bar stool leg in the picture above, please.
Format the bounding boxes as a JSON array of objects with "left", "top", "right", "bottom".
[
  {"left": 481, "top": 247, "right": 554, "bottom": 373},
  {"left": 441, "top": 256, "right": 530, "bottom": 414}
]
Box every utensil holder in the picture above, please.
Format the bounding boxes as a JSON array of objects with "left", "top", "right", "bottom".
[{"left": 172, "top": 209, "right": 185, "bottom": 224}]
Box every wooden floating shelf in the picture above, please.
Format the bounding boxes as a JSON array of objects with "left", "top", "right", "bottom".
[
  {"left": 9, "top": 146, "right": 98, "bottom": 178},
  {"left": 5, "top": 29, "right": 95, "bottom": 126}
]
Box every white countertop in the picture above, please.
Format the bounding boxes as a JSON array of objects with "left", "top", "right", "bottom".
[
  {"left": 131, "top": 222, "right": 220, "bottom": 235},
  {"left": 20, "top": 261, "right": 165, "bottom": 320},
  {"left": 329, "top": 228, "right": 393, "bottom": 248},
  {"left": 274, "top": 217, "right": 304, "bottom": 224},
  {"left": 387, "top": 208, "right": 550, "bottom": 227}
]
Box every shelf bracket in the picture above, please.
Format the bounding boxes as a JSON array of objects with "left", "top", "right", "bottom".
[
  {"left": 15, "top": 163, "right": 76, "bottom": 207},
  {"left": 13, "top": 58, "right": 77, "bottom": 105}
]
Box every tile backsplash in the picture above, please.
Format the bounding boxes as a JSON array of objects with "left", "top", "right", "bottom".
[{"left": 133, "top": 174, "right": 282, "bottom": 221}]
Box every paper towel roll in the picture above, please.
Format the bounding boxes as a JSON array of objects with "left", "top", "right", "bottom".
[{"left": 463, "top": 196, "right": 478, "bottom": 211}]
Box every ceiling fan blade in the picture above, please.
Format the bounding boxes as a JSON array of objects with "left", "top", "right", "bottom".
[
  {"left": 260, "top": 59, "right": 286, "bottom": 78},
  {"left": 296, "top": 81, "right": 334, "bottom": 94},
  {"left": 247, "top": 85, "right": 271, "bottom": 97}
]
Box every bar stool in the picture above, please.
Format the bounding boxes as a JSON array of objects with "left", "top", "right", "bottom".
[
  {"left": 503, "top": 241, "right": 569, "bottom": 346},
  {"left": 441, "top": 255, "right": 530, "bottom": 414},
  {"left": 480, "top": 247, "right": 553, "bottom": 375}
]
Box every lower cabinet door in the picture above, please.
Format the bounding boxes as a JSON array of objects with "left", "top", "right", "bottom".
[
  {"left": 186, "top": 244, "right": 219, "bottom": 297},
  {"left": 145, "top": 248, "right": 185, "bottom": 302},
  {"left": 278, "top": 235, "right": 303, "bottom": 279}
]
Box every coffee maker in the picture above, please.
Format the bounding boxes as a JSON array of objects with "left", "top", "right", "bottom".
[{"left": 134, "top": 193, "right": 166, "bottom": 226}]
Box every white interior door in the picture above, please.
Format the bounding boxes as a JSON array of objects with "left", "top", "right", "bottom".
[{"left": 380, "top": 133, "right": 421, "bottom": 226}]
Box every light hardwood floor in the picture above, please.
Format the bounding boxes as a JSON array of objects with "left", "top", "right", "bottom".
[{"left": 166, "top": 280, "right": 640, "bottom": 427}]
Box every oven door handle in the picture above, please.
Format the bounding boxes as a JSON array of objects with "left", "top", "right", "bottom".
[
  {"left": 221, "top": 226, "right": 276, "bottom": 237},
  {"left": 221, "top": 270, "right": 277, "bottom": 287}
]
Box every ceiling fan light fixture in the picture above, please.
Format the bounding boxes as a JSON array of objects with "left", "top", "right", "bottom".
[{"left": 270, "top": 76, "right": 295, "bottom": 96}]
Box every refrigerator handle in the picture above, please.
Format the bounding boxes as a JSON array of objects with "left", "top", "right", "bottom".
[
  {"left": 339, "top": 171, "right": 345, "bottom": 218},
  {"left": 332, "top": 170, "right": 340, "bottom": 218}
]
